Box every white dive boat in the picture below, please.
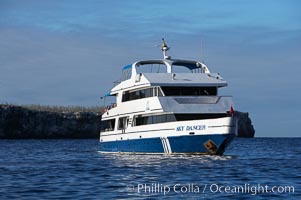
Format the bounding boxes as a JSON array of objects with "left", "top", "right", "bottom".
[{"left": 99, "top": 39, "right": 237, "bottom": 155}]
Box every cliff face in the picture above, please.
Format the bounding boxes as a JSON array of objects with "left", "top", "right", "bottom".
[
  {"left": 235, "top": 111, "right": 255, "bottom": 138},
  {"left": 0, "top": 104, "right": 255, "bottom": 139},
  {"left": 0, "top": 105, "right": 102, "bottom": 139}
]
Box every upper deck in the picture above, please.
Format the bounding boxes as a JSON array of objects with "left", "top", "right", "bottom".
[
  {"left": 109, "top": 39, "right": 228, "bottom": 94},
  {"left": 111, "top": 59, "right": 227, "bottom": 94}
]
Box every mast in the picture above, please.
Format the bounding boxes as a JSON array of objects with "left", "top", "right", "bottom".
[{"left": 161, "top": 38, "right": 171, "bottom": 59}]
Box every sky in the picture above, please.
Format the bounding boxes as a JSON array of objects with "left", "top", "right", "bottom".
[{"left": 0, "top": 0, "right": 300, "bottom": 137}]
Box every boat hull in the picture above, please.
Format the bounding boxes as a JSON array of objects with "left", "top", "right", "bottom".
[{"left": 99, "top": 133, "right": 235, "bottom": 155}]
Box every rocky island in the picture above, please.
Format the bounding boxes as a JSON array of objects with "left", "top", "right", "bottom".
[{"left": 0, "top": 104, "right": 255, "bottom": 139}]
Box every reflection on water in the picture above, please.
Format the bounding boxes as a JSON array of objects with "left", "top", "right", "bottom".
[{"left": 102, "top": 153, "right": 235, "bottom": 164}]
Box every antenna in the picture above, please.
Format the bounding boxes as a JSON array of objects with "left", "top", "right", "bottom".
[
  {"left": 200, "top": 37, "right": 205, "bottom": 63},
  {"left": 161, "top": 38, "right": 171, "bottom": 59}
]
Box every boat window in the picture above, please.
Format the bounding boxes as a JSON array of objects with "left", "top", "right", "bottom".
[
  {"left": 135, "top": 115, "right": 149, "bottom": 126},
  {"left": 122, "top": 87, "right": 158, "bottom": 102},
  {"left": 134, "top": 114, "right": 176, "bottom": 126},
  {"left": 118, "top": 117, "right": 129, "bottom": 130},
  {"left": 172, "top": 61, "right": 202, "bottom": 73},
  {"left": 101, "top": 119, "right": 115, "bottom": 132},
  {"left": 133, "top": 113, "right": 227, "bottom": 126},
  {"left": 161, "top": 87, "right": 217, "bottom": 96},
  {"left": 136, "top": 63, "right": 167, "bottom": 74}
]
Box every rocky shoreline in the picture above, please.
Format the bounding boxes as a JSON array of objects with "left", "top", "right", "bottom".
[{"left": 0, "top": 104, "right": 255, "bottom": 139}]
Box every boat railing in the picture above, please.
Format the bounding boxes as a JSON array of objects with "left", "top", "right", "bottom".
[
  {"left": 102, "top": 103, "right": 117, "bottom": 113},
  {"left": 161, "top": 96, "right": 232, "bottom": 104}
]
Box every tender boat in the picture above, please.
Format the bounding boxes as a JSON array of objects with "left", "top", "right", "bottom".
[{"left": 99, "top": 39, "right": 237, "bottom": 155}]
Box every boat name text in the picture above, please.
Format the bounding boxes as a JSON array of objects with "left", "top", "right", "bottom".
[{"left": 176, "top": 125, "right": 206, "bottom": 131}]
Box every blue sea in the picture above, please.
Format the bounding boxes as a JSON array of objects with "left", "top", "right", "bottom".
[{"left": 0, "top": 138, "right": 300, "bottom": 199}]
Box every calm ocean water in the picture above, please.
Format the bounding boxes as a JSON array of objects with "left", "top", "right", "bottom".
[{"left": 0, "top": 138, "right": 300, "bottom": 199}]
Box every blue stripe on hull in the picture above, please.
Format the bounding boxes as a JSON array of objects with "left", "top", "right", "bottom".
[
  {"left": 100, "top": 137, "right": 164, "bottom": 153},
  {"left": 99, "top": 133, "right": 235, "bottom": 155}
]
